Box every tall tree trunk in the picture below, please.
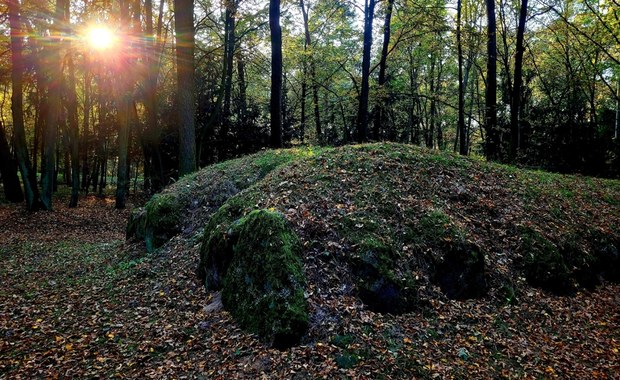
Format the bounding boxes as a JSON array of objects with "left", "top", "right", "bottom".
[
  {"left": 236, "top": 50, "right": 247, "bottom": 123},
  {"left": 116, "top": 0, "right": 131, "bottom": 209},
  {"left": 300, "top": 0, "right": 321, "bottom": 143},
  {"left": 62, "top": 1, "right": 79, "bottom": 207},
  {"left": 81, "top": 60, "right": 91, "bottom": 191},
  {"left": 510, "top": 0, "right": 528, "bottom": 160},
  {"left": 485, "top": 0, "right": 499, "bottom": 160},
  {"left": 41, "top": 0, "right": 64, "bottom": 210},
  {"left": 299, "top": 0, "right": 308, "bottom": 143},
  {"left": 373, "top": 0, "right": 394, "bottom": 141},
  {"left": 220, "top": 0, "right": 236, "bottom": 159},
  {"left": 300, "top": 58, "right": 307, "bottom": 143},
  {"left": 236, "top": 50, "right": 249, "bottom": 151},
  {"left": 175, "top": 0, "right": 197, "bottom": 175},
  {"left": 8, "top": 0, "right": 41, "bottom": 211},
  {"left": 143, "top": 0, "right": 165, "bottom": 191},
  {"left": 615, "top": 79, "right": 619, "bottom": 140},
  {"left": 67, "top": 53, "right": 80, "bottom": 207},
  {"left": 0, "top": 120, "right": 24, "bottom": 202},
  {"left": 357, "top": 0, "right": 376, "bottom": 143},
  {"left": 269, "top": 0, "right": 283, "bottom": 148},
  {"left": 457, "top": 0, "right": 467, "bottom": 155},
  {"left": 427, "top": 55, "right": 437, "bottom": 148}
]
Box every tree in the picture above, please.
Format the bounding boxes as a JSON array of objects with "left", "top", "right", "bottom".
[
  {"left": 175, "top": 0, "right": 197, "bottom": 175},
  {"left": 40, "top": 0, "right": 64, "bottom": 211},
  {"left": 115, "top": 0, "right": 132, "bottom": 209},
  {"left": 456, "top": 0, "right": 467, "bottom": 155},
  {"left": 357, "top": 0, "right": 377, "bottom": 143},
  {"left": 270, "top": 0, "right": 283, "bottom": 148},
  {"left": 373, "top": 0, "right": 395, "bottom": 141},
  {"left": 510, "top": 0, "right": 527, "bottom": 160},
  {"left": 63, "top": 0, "right": 80, "bottom": 208},
  {"left": 485, "top": 0, "right": 499, "bottom": 161},
  {"left": 142, "top": 0, "right": 166, "bottom": 191},
  {"left": 0, "top": 120, "right": 24, "bottom": 202},
  {"left": 8, "top": 0, "right": 41, "bottom": 211},
  {"left": 299, "top": 0, "right": 322, "bottom": 143}
]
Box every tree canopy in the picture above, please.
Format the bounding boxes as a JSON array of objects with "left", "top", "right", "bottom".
[{"left": 0, "top": 0, "right": 618, "bottom": 207}]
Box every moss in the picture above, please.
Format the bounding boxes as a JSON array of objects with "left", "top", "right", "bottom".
[
  {"left": 197, "top": 194, "right": 259, "bottom": 289},
  {"left": 520, "top": 227, "right": 573, "bottom": 295},
  {"left": 126, "top": 207, "right": 147, "bottom": 240},
  {"left": 201, "top": 209, "right": 308, "bottom": 349},
  {"left": 410, "top": 210, "right": 487, "bottom": 299},
  {"left": 588, "top": 230, "right": 620, "bottom": 283},
  {"left": 414, "top": 210, "right": 461, "bottom": 248},
  {"left": 352, "top": 236, "right": 418, "bottom": 314},
  {"left": 559, "top": 232, "right": 600, "bottom": 289},
  {"left": 143, "top": 193, "right": 183, "bottom": 252}
]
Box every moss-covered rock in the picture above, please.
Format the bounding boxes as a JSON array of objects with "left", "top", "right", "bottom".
[
  {"left": 197, "top": 195, "right": 258, "bottom": 289},
  {"left": 126, "top": 207, "right": 147, "bottom": 240},
  {"left": 435, "top": 242, "right": 487, "bottom": 300},
  {"left": 559, "top": 232, "right": 600, "bottom": 289},
  {"left": 520, "top": 227, "right": 573, "bottom": 295},
  {"left": 142, "top": 193, "right": 183, "bottom": 252},
  {"left": 411, "top": 210, "right": 488, "bottom": 300},
  {"left": 199, "top": 209, "right": 308, "bottom": 349},
  {"left": 589, "top": 231, "right": 620, "bottom": 283},
  {"left": 352, "top": 237, "right": 418, "bottom": 314}
]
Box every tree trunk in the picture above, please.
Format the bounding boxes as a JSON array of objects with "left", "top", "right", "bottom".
[
  {"left": 299, "top": 0, "right": 308, "bottom": 143},
  {"left": 0, "top": 120, "right": 24, "bottom": 202},
  {"left": 175, "top": 0, "right": 197, "bottom": 175},
  {"left": 485, "top": 0, "right": 499, "bottom": 161},
  {"left": 220, "top": 0, "right": 236, "bottom": 159},
  {"left": 269, "top": 0, "right": 283, "bottom": 148},
  {"left": 40, "top": 0, "right": 64, "bottom": 210},
  {"left": 143, "top": 0, "right": 165, "bottom": 191},
  {"left": 67, "top": 52, "right": 80, "bottom": 207},
  {"left": 63, "top": 1, "right": 79, "bottom": 208},
  {"left": 236, "top": 49, "right": 248, "bottom": 123},
  {"left": 510, "top": 0, "right": 528, "bottom": 160},
  {"left": 615, "top": 79, "right": 619, "bottom": 140},
  {"left": 81, "top": 61, "right": 91, "bottom": 191},
  {"left": 299, "top": 0, "right": 321, "bottom": 143},
  {"left": 8, "top": 0, "right": 41, "bottom": 211},
  {"left": 373, "top": 0, "right": 394, "bottom": 141},
  {"left": 116, "top": 0, "right": 131, "bottom": 209},
  {"left": 457, "top": 0, "right": 467, "bottom": 155},
  {"left": 357, "top": 0, "right": 376, "bottom": 143}
]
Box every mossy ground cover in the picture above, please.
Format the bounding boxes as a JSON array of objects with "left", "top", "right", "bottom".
[{"left": 2, "top": 143, "right": 620, "bottom": 378}]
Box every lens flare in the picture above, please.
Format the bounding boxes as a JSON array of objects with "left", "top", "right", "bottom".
[{"left": 86, "top": 26, "right": 115, "bottom": 50}]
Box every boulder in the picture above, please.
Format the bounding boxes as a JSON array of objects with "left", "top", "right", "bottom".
[
  {"left": 352, "top": 238, "right": 418, "bottom": 314},
  {"left": 199, "top": 209, "right": 308, "bottom": 349}
]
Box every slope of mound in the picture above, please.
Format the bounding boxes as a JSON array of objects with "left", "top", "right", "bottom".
[
  {"left": 127, "top": 143, "right": 619, "bottom": 377},
  {"left": 127, "top": 147, "right": 319, "bottom": 251}
]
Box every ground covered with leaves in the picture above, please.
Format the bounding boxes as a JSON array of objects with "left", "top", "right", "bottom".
[{"left": 2, "top": 144, "right": 620, "bottom": 379}]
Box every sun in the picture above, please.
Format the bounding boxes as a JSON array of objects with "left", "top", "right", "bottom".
[{"left": 86, "top": 26, "right": 115, "bottom": 50}]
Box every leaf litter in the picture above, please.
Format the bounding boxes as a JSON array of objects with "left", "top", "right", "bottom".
[{"left": 1, "top": 143, "right": 619, "bottom": 379}]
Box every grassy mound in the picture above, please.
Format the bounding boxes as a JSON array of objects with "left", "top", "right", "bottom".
[
  {"left": 127, "top": 148, "right": 318, "bottom": 252},
  {"left": 131, "top": 143, "right": 620, "bottom": 344}
]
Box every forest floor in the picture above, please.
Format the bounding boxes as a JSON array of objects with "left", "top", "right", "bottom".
[{"left": 1, "top": 147, "right": 620, "bottom": 378}]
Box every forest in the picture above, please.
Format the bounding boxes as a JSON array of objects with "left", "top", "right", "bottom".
[
  {"left": 0, "top": 0, "right": 618, "bottom": 210},
  {"left": 1, "top": 0, "right": 620, "bottom": 378}
]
